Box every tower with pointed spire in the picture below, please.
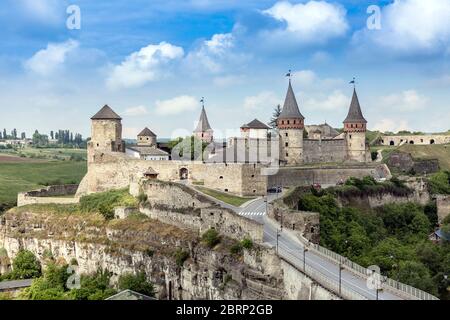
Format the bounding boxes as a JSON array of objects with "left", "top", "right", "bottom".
[
  {"left": 277, "top": 79, "right": 305, "bottom": 165},
  {"left": 89, "top": 104, "right": 124, "bottom": 162},
  {"left": 343, "top": 88, "right": 369, "bottom": 162},
  {"left": 193, "top": 101, "right": 214, "bottom": 143}
]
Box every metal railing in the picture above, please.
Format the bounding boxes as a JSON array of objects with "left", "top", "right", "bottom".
[
  {"left": 306, "top": 242, "right": 439, "bottom": 300},
  {"left": 278, "top": 246, "right": 368, "bottom": 300}
]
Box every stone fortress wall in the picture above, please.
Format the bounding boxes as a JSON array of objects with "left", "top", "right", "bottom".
[
  {"left": 303, "top": 139, "right": 347, "bottom": 164},
  {"left": 17, "top": 185, "right": 80, "bottom": 207},
  {"left": 380, "top": 134, "right": 450, "bottom": 146},
  {"left": 267, "top": 164, "right": 391, "bottom": 189},
  {"left": 131, "top": 179, "right": 264, "bottom": 243},
  {"left": 77, "top": 151, "right": 268, "bottom": 197}
]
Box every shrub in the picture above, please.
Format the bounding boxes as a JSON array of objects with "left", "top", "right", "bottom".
[
  {"left": 428, "top": 171, "right": 450, "bottom": 195},
  {"left": 10, "top": 250, "right": 41, "bottom": 280},
  {"left": 174, "top": 249, "right": 189, "bottom": 267},
  {"left": 241, "top": 238, "right": 253, "bottom": 250},
  {"left": 118, "top": 272, "right": 155, "bottom": 297},
  {"left": 137, "top": 193, "right": 148, "bottom": 204},
  {"left": 230, "top": 243, "right": 242, "bottom": 255},
  {"left": 202, "top": 229, "right": 220, "bottom": 248}
]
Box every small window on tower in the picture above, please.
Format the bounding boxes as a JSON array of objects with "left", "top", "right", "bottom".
[
  {"left": 287, "top": 120, "right": 290, "bottom": 125},
  {"left": 286, "top": 153, "right": 289, "bottom": 157},
  {"left": 285, "top": 133, "right": 288, "bottom": 137},
  {"left": 285, "top": 142, "right": 289, "bottom": 147},
  {"left": 350, "top": 135, "right": 352, "bottom": 139}
]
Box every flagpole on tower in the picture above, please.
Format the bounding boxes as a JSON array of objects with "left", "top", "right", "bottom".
[
  {"left": 200, "top": 97, "right": 205, "bottom": 109},
  {"left": 286, "top": 69, "right": 292, "bottom": 81},
  {"left": 350, "top": 77, "right": 356, "bottom": 89}
]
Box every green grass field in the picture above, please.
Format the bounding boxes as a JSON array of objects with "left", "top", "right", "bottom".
[
  {"left": 195, "top": 187, "right": 255, "bottom": 207},
  {"left": 0, "top": 149, "right": 87, "bottom": 208}
]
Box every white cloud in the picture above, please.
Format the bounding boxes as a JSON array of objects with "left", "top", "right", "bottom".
[
  {"left": 155, "top": 95, "right": 198, "bottom": 116},
  {"left": 380, "top": 90, "right": 428, "bottom": 111},
  {"left": 107, "top": 42, "right": 184, "bottom": 90},
  {"left": 24, "top": 39, "right": 79, "bottom": 76},
  {"left": 123, "top": 105, "right": 149, "bottom": 116},
  {"left": 263, "top": 1, "right": 349, "bottom": 44},
  {"left": 353, "top": 0, "right": 450, "bottom": 55},
  {"left": 185, "top": 33, "right": 248, "bottom": 74},
  {"left": 244, "top": 91, "right": 280, "bottom": 110},
  {"left": 372, "top": 118, "right": 411, "bottom": 133},
  {"left": 304, "top": 90, "right": 349, "bottom": 111}
]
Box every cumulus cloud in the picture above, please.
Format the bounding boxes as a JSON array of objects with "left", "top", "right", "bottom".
[
  {"left": 244, "top": 91, "right": 280, "bottom": 110},
  {"left": 303, "top": 90, "right": 349, "bottom": 111},
  {"left": 353, "top": 0, "right": 450, "bottom": 55},
  {"left": 185, "top": 33, "right": 248, "bottom": 74},
  {"left": 155, "top": 95, "right": 198, "bottom": 116},
  {"left": 107, "top": 42, "right": 184, "bottom": 90},
  {"left": 372, "top": 118, "right": 411, "bottom": 133},
  {"left": 123, "top": 105, "right": 149, "bottom": 116},
  {"left": 380, "top": 90, "right": 428, "bottom": 111},
  {"left": 24, "top": 39, "right": 79, "bottom": 76},
  {"left": 262, "top": 1, "right": 349, "bottom": 44}
]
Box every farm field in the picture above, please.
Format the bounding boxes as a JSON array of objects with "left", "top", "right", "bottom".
[{"left": 0, "top": 149, "right": 87, "bottom": 209}]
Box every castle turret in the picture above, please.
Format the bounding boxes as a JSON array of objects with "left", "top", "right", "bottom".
[
  {"left": 277, "top": 79, "right": 305, "bottom": 165},
  {"left": 89, "top": 105, "right": 124, "bottom": 162},
  {"left": 194, "top": 104, "right": 214, "bottom": 143},
  {"left": 137, "top": 127, "right": 157, "bottom": 147},
  {"left": 343, "top": 89, "right": 368, "bottom": 162}
]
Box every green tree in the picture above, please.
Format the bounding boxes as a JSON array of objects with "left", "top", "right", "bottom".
[
  {"left": 202, "top": 229, "right": 221, "bottom": 248},
  {"left": 393, "top": 261, "right": 437, "bottom": 295},
  {"left": 268, "top": 104, "right": 281, "bottom": 129},
  {"left": 11, "top": 250, "right": 41, "bottom": 280},
  {"left": 118, "top": 272, "right": 156, "bottom": 297}
]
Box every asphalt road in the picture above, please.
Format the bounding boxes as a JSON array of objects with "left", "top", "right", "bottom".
[{"left": 238, "top": 195, "right": 403, "bottom": 300}]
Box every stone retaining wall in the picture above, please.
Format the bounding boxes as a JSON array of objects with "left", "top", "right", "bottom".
[{"left": 17, "top": 185, "right": 79, "bottom": 207}]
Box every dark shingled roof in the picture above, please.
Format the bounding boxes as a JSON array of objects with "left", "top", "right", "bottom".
[
  {"left": 242, "top": 119, "right": 270, "bottom": 130},
  {"left": 91, "top": 105, "right": 122, "bottom": 120},
  {"left": 138, "top": 127, "right": 156, "bottom": 137},
  {"left": 279, "top": 80, "right": 304, "bottom": 120},
  {"left": 194, "top": 106, "right": 213, "bottom": 132},
  {"left": 344, "top": 89, "right": 367, "bottom": 123}
]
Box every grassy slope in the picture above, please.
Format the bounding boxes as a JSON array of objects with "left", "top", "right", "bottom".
[
  {"left": 372, "top": 143, "right": 450, "bottom": 171},
  {"left": 0, "top": 161, "right": 87, "bottom": 206},
  {"left": 195, "top": 187, "right": 255, "bottom": 207}
]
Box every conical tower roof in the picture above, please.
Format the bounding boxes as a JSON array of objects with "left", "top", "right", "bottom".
[
  {"left": 194, "top": 106, "right": 212, "bottom": 132},
  {"left": 279, "top": 80, "right": 304, "bottom": 120},
  {"left": 91, "top": 105, "right": 122, "bottom": 120},
  {"left": 344, "top": 89, "right": 367, "bottom": 123},
  {"left": 138, "top": 127, "right": 156, "bottom": 137}
]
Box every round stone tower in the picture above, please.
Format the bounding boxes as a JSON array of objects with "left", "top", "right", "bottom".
[
  {"left": 277, "top": 79, "right": 305, "bottom": 166},
  {"left": 343, "top": 89, "right": 368, "bottom": 162},
  {"left": 89, "top": 105, "right": 124, "bottom": 162}
]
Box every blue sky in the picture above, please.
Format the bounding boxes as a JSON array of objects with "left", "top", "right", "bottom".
[{"left": 0, "top": 0, "right": 450, "bottom": 139}]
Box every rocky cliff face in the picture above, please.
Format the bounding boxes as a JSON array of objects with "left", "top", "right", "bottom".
[{"left": 0, "top": 207, "right": 284, "bottom": 300}]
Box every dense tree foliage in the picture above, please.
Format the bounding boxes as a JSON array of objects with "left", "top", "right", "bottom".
[
  {"left": 298, "top": 191, "right": 449, "bottom": 299},
  {"left": 428, "top": 171, "right": 450, "bottom": 195},
  {"left": 118, "top": 272, "right": 156, "bottom": 297},
  {"left": 8, "top": 250, "right": 42, "bottom": 280}
]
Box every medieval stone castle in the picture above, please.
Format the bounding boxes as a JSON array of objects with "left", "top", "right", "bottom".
[{"left": 76, "top": 79, "right": 375, "bottom": 198}]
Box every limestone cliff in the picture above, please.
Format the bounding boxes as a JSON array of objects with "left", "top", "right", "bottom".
[{"left": 0, "top": 206, "right": 285, "bottom": 300}]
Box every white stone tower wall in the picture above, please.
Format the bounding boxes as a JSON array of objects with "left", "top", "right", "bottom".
[{"left": 279, "top": 128, "right": 303, "bottom": 165}]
